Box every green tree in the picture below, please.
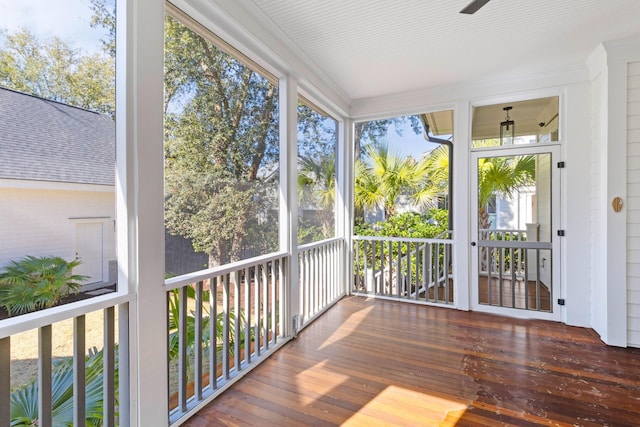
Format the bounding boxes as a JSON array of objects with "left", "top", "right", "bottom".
[
  {"left": 354, "top": 143, "right": 428, "bottom": 219},
  {"left": 0, "top": 28, "right": 115, "bottom": 116},
  {"left": 163, "top": 16, "right": 280, "bottom": 266},
  {"left": 476, "top": 155, "right": 536, "bottom": 229},
  {"left": 298, "top": 153, "right": 336, "bottom": 241}
]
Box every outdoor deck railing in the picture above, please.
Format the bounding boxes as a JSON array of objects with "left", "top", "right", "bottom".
[
  {"left": 352, "top": 235, "right": 454, "bottom": 305},
  {"left": 297, "top": 237, "right": 345, "bottom": 331},
  {"left": 0, "top": 293, "right": 133, "bottom": 427},
  {"left": 478, "top": 228, "right": 552, "bottom": 311},
  {"left": 164, "top": 251, "right": 288, "bottom": 426}
]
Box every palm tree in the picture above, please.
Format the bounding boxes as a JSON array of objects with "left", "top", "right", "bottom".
[
  {"left": 297, "top": 153, "right": 336, "bottom": 238},
  {"left": 354, "top": 143, "right": 424, "bottom": 219},
  {"left": 476, "top": 155, "right": 536, "bottom": 230},
  {"left": 413, "top": 144, "right": 449, "bottom": 209},
  {"left": 10, "top": 348, "right": 115, "bottom": 427},
  {"left": 0, "top": 256, "right": 87, "bottom": 315}
]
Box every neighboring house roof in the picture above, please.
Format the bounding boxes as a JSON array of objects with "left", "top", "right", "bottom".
[{"left": 0, "top": 86, "right": 115, "bottom": 186}]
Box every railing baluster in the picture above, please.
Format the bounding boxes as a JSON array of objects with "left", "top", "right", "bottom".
[
  {"left": 0, "top": 337, "right": 10, "bottom": 427},
  {"left": 74, "top": 315, "right": 86, "bottom": 427},
  {"left": 511, "top": 247, "right": 517, "bottom": 308},
  {"left": 445, "top": 243, "right": 450, "bottom": 303},
  {"left": 524, "top": 249, "right": 530, "bottom": 309},
  {"left": 308, "top": 249, "right": 313, "bottom": 313},
  {"left": 38, "top": 325, "right": 53, "bottom": 427},
  {"left": 270, "top": 261, "right": 277, "bottom": 346},
  {"left": 536, "top": 249, "right": 542, "bottom": 310},
  {"left": 210, "top": 276, "right": 217, "bottom": 389},
  {"left": 396, "top": 242, "right": 401, "bottom": 297},
  {"left": 262, "top": 262, "right": 268, "bottom": 350},
  {"left": 178, "top": 286, "right": 188, "bottom": 412},
  {"left": 234, "top": 271, "right": 241, "bottom": 372},
  {"left": 195, "top": 281, "right": 203, "bottom": 399},
  {"left": 104, "top": 306, "right": 115, "bottom": 427},
  {"left": 245, "top": 267, "right": 251, "bottom": 364},
  {"left": 223, "top": 274, "right": 230, "bottom": 380},
  {"left": 254, "top": 265, "right": 261, "bottom": 357},
  {"left": 314, "top": 248, "right": 319, "bottom": 313},
  {"left": 278, "top": 257, "right": 284, "bottom": 339}
]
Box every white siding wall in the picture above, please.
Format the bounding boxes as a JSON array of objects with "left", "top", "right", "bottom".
[
  {"left": 0, "top": 184, "right": 116, "bottom": 274},
  {"left": 627, "top": 61, "right": 640, "bottom": 347}
]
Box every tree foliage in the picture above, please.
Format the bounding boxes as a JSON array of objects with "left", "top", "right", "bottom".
[
  {"left": 0, "top": 27, "right": 115, "bottom": 116},
  {"left": 354, "top": 143, "right": 434, "bottom": 219},
  {"left": 163, "top": 16, "right": 280, "bottom": 266},
  {"left": 10, "top": 347, "right": 117, "bottom": 427},
  {"left": 0, "top": 256, "right": 86, "bottom": 316}
]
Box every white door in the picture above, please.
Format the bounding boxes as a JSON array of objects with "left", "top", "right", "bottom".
[
  {"left": 470, "top": 145, "right": 561, "bottom": 320},
  {"left": 75, "top": 223, "right": 104, "bottom": 284}
]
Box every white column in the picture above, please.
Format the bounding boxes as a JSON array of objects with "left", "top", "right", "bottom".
[
  {"left": 279, "top": 76, "right": 299, "bottom": 335},
  {"left": 453, "top": 102, "right": 470, "bottom": 311},
  {"left": 336, "top": 118, "right": 353, "bottom": 296},
  {"left": 116, "top": 0, "right": 167, "bottom": 424}
]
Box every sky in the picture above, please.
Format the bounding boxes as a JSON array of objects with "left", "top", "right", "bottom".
[
  {"left": 0, "top": 0, "right": 112, "bottom": 53},
  {"left": 385, "top": 120, "right": 440, "bottom": 159},
  {"left": 0, "top": 0, "right": 443, "bottom": 161}
]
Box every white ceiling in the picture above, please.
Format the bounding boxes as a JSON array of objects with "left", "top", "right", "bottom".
[{"left": 243, "top": 0, "right": 640, "bottom": 102}]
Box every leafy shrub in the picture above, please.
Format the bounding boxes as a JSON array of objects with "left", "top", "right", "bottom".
[
  {"left": 10, "top": 347, "right": 116, "bottom": 427},
  {"left": 355, "top": 209, "right": 449, "bottom": 239},
  {"left": 0, "top": 256, "right": 87, "bottom": 316}
]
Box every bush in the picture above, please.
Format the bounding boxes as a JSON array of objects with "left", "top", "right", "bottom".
[
  {"left": 355, "top": 209, "right": 449, "bottom": 239},
  {"left": 0, "top": 256, "right": 87, "bottom": 316}
]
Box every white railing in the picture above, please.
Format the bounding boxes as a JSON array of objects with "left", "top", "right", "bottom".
[
  {"left": 0, "top": 292, "right": 133, "bottom": 427},
  {"left": 297, "top": 237, "right": 345, "bottom": 331},
  {"left": 352, "top": 235, "right": 454, "bottom": 305},
  {"left": 164, "top": 251, "right": 289, "bottom": 426},
  {"left": 477, "top": 228, "right": 552, "bottom": 311},
  {"left": 478, "top": 229, "right": 527, "bottom": 275}
]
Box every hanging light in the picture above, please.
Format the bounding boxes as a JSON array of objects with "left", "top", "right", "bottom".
[{"left": 500, "top": 106, "right": 515, "bottom": 145}]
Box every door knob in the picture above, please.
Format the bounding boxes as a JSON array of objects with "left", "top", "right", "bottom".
[{"left": 471, "top": 242, "right": 476, "bottom": 246}]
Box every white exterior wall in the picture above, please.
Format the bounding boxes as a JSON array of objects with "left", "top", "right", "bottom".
[
  {"left": 627, "top": 61, "right": 640, "bottom": 346},
  {"left": 0, "top": 181, "right": 115, "bottom": 281}
]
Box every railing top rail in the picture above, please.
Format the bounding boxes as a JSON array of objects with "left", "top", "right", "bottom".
[
  {"left": 0, "top": 292, "right": 135, "bottom": 339},
  {"left": 164, "top": 250, "right": 289, "bottom": 291},
  {"left": 478, "top": 240, "right": 551, "bottom": 249},
  {"left": 297, "top": 236, "right": 344, "bottom": 252},
  {"left": 353, "top": 235, "right": 453, "bottom": 244},
  {"left": 479, "top": 228, "right": 527, "bottom": 233},
  {"left": 434, "top": 230, "right": 453, "bottom": 239}
]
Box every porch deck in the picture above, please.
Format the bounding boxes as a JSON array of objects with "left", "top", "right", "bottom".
[{"left": 184, "top": 296, "right": 640, "bottom": 426}]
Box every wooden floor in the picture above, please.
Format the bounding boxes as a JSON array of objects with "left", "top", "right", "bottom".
[
  {"left": 185, "top": 296, "right": 640, "bottom": 426},
  {"left": 478, "top": 276, "right": 551, "bottom": 311}
]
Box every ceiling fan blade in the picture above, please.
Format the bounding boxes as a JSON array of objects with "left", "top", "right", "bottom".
[{"left": 459, "top": 0, "right": 491, "bottom": 14}]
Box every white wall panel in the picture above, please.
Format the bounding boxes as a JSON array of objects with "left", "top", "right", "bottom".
[{"left": 627, "top": 61, "right": 640, "bottom": 347}]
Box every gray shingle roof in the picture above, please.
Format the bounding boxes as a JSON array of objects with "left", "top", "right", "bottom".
[{"left": 0, "top": 87, "right": 115, "bottom": 186}]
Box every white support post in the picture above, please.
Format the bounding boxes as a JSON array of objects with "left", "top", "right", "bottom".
[
  {"left": 116, "top": 0, "right": 167, "bottom": 424},
  {"left": 279, "top": 76, "right": 299, "bottom": 336},
  {"left": 453, "top": 102, "right": 470, "bottom": 311},
  {"left": 338, "top": 118, "right": 354, "bottom": 296}
]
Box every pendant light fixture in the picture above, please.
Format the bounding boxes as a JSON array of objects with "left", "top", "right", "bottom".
[{"left": 500, "top": 106, "right": 515, "bottom": 145}]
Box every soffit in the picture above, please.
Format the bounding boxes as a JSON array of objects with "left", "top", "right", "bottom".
[{"left": 244, "top": 0, "right": 640, "bottom": 102}]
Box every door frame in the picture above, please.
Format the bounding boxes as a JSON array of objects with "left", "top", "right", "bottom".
[{"left": 470, "top": 144, "right": 562, "bottom": 320}]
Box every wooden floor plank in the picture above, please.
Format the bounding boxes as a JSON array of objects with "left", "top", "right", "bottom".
[{"left": 184, "top": 296, "right": 640, "bottom": 426}]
